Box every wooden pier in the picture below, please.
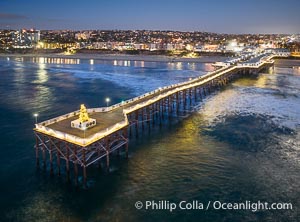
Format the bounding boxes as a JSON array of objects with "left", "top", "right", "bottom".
[{"left": 33, "top": 53, "right": 282, "bottom": 187}]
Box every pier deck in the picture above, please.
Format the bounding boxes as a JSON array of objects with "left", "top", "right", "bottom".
[{"left": 48, "top": 109, "right": 125, "bottom": 138}]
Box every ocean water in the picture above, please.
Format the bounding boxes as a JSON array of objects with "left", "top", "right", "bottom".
[{"left": 0, "top": 56, "right": 299, "bottom": 222}]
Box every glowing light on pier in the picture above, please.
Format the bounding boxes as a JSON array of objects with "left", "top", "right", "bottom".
[
  {"left": 106, "top": 97, "right": 110, "bottom": 107},
  {"left": 34, "top": 113, "right": 39, "bottom": 124}
]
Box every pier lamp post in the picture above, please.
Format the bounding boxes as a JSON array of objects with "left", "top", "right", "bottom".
[
  {"left": 106, "top": 98, "right": 110, "bottom": 107},
  {"left": 34, "top": 113, "right": 39, "bottom": 124}
]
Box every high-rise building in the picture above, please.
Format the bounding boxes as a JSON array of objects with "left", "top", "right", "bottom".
[{"left": 12, "top": 29, "right": 40, "bottom": 47}]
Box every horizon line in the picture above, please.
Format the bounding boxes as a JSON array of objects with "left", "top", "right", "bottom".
[{"left": 0, "top": 27, "right": 298, "bottom": 35}]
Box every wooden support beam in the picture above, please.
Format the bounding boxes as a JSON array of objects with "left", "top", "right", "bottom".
[
  {"left": 97, "top": 143, "right": 102, "bottom": 169},
  {"left": 35, "top": 135, "right": 39, "bottom": 168},
  {"left": 135, "top": 110, "right": 139, "bottom": 138},
  {"left": 189, "top": 88, "right": 192, "bottom": 106},
  {"left": 57, "top": 141, "right": 61, "bottom": 176},
  {"left": 161, "top": 99, "right": 164, "bottom": 120},
  {"left": 183, "top": 90, "right": 187, "bottom": 108},
  {"left": 176, "top": 92, "right": 179, "bottom": 113},
  {"left": 83, "top": 149, "right": 87, "bottom": 188},
  {"left": 74, "top": 146, "right": 78, "bottom": 186},
  {"left": 129, "top": 116, "right": 132, "bottom": 138},
  {"left": 151, "top": 104, "right": 155, "bottom": 126},
  {"left": 42, "top": 135, "right": 46, "bottom": 170},
  {"left": 106, "top": 138, "right": 110, "bottom": 172},
  {"left": 141, "top": 108, "right": 144, "bottom": 131},
  {"left": 49, "top": 139, "right": 53, "bottom": 175},
  {"left": 124, "top": 128, "right": 129, "bottom": 159},
  {"left": 66, "top": 142, "right": 70, "bottom": 182}
]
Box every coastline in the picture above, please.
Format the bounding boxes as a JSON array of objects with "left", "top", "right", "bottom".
[
  {"left": 1, "top": 52, "right": 298, "bottom": 65},
  {"left": 0, "top": 53, "right": 228, "bottom": 63}
]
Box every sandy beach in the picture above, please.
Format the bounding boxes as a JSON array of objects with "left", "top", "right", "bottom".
[{"left": 0, "top": 53, "right": 228, "bottom": 63}]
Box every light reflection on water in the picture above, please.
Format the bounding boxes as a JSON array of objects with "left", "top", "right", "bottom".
[
  {"left": 0, "top": 57, "right": 299, "bottom": 221},
  {"left": 31, "top": 57, "right": 81, "bottom": 65},
  {"left": 33, "top": 63, "right": 48, "bottom": 84}
]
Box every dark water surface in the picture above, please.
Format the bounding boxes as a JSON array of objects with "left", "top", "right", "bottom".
[{"left": 0, "top": 57, "right": 299, "bottom": 222}]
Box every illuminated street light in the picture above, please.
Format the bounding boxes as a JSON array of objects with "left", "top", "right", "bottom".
[
  {"left": 106, "top": 98, "right": 110, "bottom": 107},
  {"left": 34, "top": 113, "right": 38, "bottom": 124}
]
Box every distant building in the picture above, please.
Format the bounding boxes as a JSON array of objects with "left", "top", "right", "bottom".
[
  {"left": 225, "top": 40, "right": 244, "bottom": 52},
  {"left": 204, "top": 44, "right": 219, "bottom": 51},
  {"left": 134, "top": 43, "right": 148, "bottom": 50},
  {"left": 166, "top": 43, "right": 175, "bottom": 51},
  {"left": 27, "top": 29, "right": 40, "bottom": 43},
  {"left": 75, "top": 32, "right": 91, "bottom": 40},
  {"left": 149, "top": 43, "right": 157, "bottom": 51},
  {"left": 12, "top": 29, "right": 40, "bottom": 47},
  {"left": 194, "top": 45, "right": 203, "bottom": 52}
]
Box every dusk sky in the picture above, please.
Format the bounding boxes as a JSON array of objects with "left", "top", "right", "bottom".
[{"left": 1, "top": 0, "right": 300, "bottom": 34}]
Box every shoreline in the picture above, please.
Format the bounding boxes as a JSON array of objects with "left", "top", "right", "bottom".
[
  {"left": 0, "top": 53, "right": 228, "bottom": 63},
  {"left": 1, "top": 53, "right": 299, "bottom": 65}
]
